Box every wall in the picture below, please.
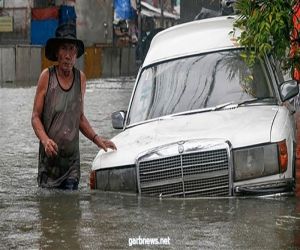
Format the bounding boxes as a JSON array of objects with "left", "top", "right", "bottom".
[
  {"left": 102, "top": 47, "right": 137, "bottom": 77},
  {"left": 0, "top": 46, "right": 137, "bottom": 85},
  {"left": 56, "top": 0, "right": 114, "bottom": 46},
  {"left": 0, "top": 0, "right": 113, "bottom": 46},
  {"left": 0, "top": 0, "right": 33, "bottom": 44},
  {"left": 0, "top": 45, "right": 41, "bottom": 85},
  {"left": 33, "top": 0, "right": 49, "bottom": 8},
  {"left": 0, "top": 0, "right": 137, "bottom": 84},
  {"left": 15, "top": 45, "right": 41, "bottom": 83},
  {"left": 0, "top": 46, "right": 15, "bottom": 83}
]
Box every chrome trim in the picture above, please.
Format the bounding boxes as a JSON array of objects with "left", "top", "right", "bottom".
[
  {"left": 136, "top": 139, "right": 232, "bottom": 197},
  {"left": 234, "top": 179, "right": 294, "bottom": 195},
  {"left": 228, "top": 141, "right": 234, "bottom": 196},
  {"left": 180, "top": 153, "right": 185, "bottom": 197}
]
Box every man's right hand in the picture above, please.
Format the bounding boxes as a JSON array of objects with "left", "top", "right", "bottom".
[{"left": 43, "top": 138, "right": 58, "bottom": 158}]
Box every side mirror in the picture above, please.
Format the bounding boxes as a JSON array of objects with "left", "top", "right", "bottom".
[
  {"left": 111, "top": 110, "right": 126, "bottom": 129},
  {"left": 279, "top": 80, "right": 299, "bottom": 102}
]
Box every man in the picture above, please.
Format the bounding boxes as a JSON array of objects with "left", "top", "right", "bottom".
[{"left": 31, "top": 23, "right": 117, "bottom": 190}]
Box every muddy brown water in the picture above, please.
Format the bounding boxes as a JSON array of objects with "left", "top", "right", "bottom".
[{"left": 1, "top": 78, "right": 300, "bottom": 249}]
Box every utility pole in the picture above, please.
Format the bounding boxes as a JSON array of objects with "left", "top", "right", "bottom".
[
  {"left": 160, "top": 0, "right": 164, "bottom": 28},
  {"left": 136, "top": 0, "right": 142, "bottom": 65}
]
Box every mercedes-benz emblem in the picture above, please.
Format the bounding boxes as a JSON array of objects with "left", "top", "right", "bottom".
[{"left": 178, "top": 144, "right": 184, "bottom": 154}]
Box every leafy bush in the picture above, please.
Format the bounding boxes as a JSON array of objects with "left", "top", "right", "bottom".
[{"left": 234, "top": 0, "right": 299, "bottom": 75}]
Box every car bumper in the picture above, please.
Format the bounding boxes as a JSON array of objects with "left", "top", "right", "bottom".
[{"left": 234, "top": 179, "right": 295, "bottom": 195}]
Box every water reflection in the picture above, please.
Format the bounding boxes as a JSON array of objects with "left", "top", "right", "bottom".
[
  {"left": 38, "top": 192, "right": 81, "bottom": 249},
  {"left": 293, "top": 199, "right": 300, "bottom": 248},
  {"left": 76, "top": 193, "right": 300, "bottom": 249}
]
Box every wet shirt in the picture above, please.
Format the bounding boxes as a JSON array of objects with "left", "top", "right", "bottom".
[{"left": 38, "top": 66, "right": 82, "bottom": 188}]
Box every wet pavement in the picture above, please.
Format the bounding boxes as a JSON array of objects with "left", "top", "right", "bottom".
[{"left": 1, "top": 78, "right": 300, "bottom": 249}]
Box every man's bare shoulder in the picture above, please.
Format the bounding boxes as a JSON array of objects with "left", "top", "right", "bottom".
[
  {"left": 36, "top": 68, "right": 51, "bottom": 93},
  {"left": 38, "top": 68, "right": 50, "bottom": 83}
]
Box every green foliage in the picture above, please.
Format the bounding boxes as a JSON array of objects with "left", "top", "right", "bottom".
[{"left": 234, "top": 0, "right": 297, "bottom": 71}]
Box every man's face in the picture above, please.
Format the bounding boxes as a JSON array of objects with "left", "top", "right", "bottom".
[{"left": 57, "top": 42, "right": 78, "bottom": 71}]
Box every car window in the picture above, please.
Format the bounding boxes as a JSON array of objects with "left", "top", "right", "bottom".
[
  {"left": 127, "top": 49, "right": 275, "bottom": 125},
  {"left": 268, "top": 55, "right": 293, "bottom": 83}
]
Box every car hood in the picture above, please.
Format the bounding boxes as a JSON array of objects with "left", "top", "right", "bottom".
[{"left": 92, "top": 106, "right": 280, "bottom": 170}]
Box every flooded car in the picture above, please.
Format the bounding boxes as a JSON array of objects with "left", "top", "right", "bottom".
[{"left": 90, "top": 16, "right": 299, "bottom": 197}]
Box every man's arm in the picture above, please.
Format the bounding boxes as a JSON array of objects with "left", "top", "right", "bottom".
[
  {"left": 31, "top": 68, "right": 58, "bottom": 157},
  {"left": 79, "top": 71, "right": 117, "bottom": 152}
]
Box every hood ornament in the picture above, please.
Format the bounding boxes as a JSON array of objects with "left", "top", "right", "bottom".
[{"left": 178, "top": 141, "right": 185, "bottom": 154}]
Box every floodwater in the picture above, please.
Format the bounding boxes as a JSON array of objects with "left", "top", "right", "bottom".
[{"left": 1, "top": 78, "right": 300, "bottom": 249}]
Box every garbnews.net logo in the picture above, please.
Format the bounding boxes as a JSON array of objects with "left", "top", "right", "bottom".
[{"left": 128, "top": 236, "right": 170, "bottom": 247}]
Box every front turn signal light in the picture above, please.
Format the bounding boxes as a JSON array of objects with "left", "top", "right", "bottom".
[
  {"left": 278, "top": 140, "right": 288, "bottom": 173},
  {"left": 90, "top": 170, "right": 96, "bottom": 189}
]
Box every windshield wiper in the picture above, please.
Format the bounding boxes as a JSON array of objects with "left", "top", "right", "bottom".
[
  {"left": 165, "top": 98, "right": 277, "bottom": 118},
  {"left": 171, "top": 107, "right": 214, "bottom": 117},
  {"left": 236, "top": 97, "right": 276, "bottom": 106},
  {"left": 213, "top": 101, "right": 236, "bottom": 110},
  {"left": 171, "top": 101, "right": 236, "bottom": 117}
]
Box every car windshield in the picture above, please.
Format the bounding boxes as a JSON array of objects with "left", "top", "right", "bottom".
[{"left": 127, "top": 49, "right": 275, "bottom": 126}]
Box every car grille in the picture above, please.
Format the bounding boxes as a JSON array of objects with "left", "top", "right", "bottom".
[{"left": 138, "top": 149, "right": 230, "bottom": 197}]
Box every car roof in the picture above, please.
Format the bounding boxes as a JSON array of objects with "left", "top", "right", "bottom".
[{"left": 143, "top": 15, "right": 242, "bottom": 67}]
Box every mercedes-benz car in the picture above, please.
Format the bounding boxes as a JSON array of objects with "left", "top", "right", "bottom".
[{"left": 90, "top": 16, "right": 299, "bottom": 197}]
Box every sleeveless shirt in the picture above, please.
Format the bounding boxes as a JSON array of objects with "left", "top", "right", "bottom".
[{"left": 38, "top": 66, "right": 82, "bottom": 188}]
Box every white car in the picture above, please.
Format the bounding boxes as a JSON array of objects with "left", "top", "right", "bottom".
[{"left": 90, "top": 16, "right": 299, "bottom": 197}]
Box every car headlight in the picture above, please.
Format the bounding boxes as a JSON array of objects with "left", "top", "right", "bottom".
[
  {"left": 233, "top": 143, "right": 282, "bottom": 181},
  {"left": 91, "top": 165, "right": 137, "bottom": 192}
]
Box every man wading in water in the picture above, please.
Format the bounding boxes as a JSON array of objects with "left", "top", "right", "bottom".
[{"left": 31, "top": 23, "right": 117, "bottom": 190}]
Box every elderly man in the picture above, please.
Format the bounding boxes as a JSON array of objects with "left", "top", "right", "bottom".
[{"left": 31, "top": 23, "right": 116, "bottom": 190}]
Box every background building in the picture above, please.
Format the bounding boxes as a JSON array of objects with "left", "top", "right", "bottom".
[{"left": 0, "top": 0, "right": 183, "bottom": 84}]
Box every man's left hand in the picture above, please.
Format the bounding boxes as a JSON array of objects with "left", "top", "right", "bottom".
[{"left": 95, "top": 137, "right": 117, "bottom": 152}]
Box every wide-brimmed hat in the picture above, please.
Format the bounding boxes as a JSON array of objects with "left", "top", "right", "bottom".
[{"left": 45, "top": 23, "right": 84, "bottom": 61}]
